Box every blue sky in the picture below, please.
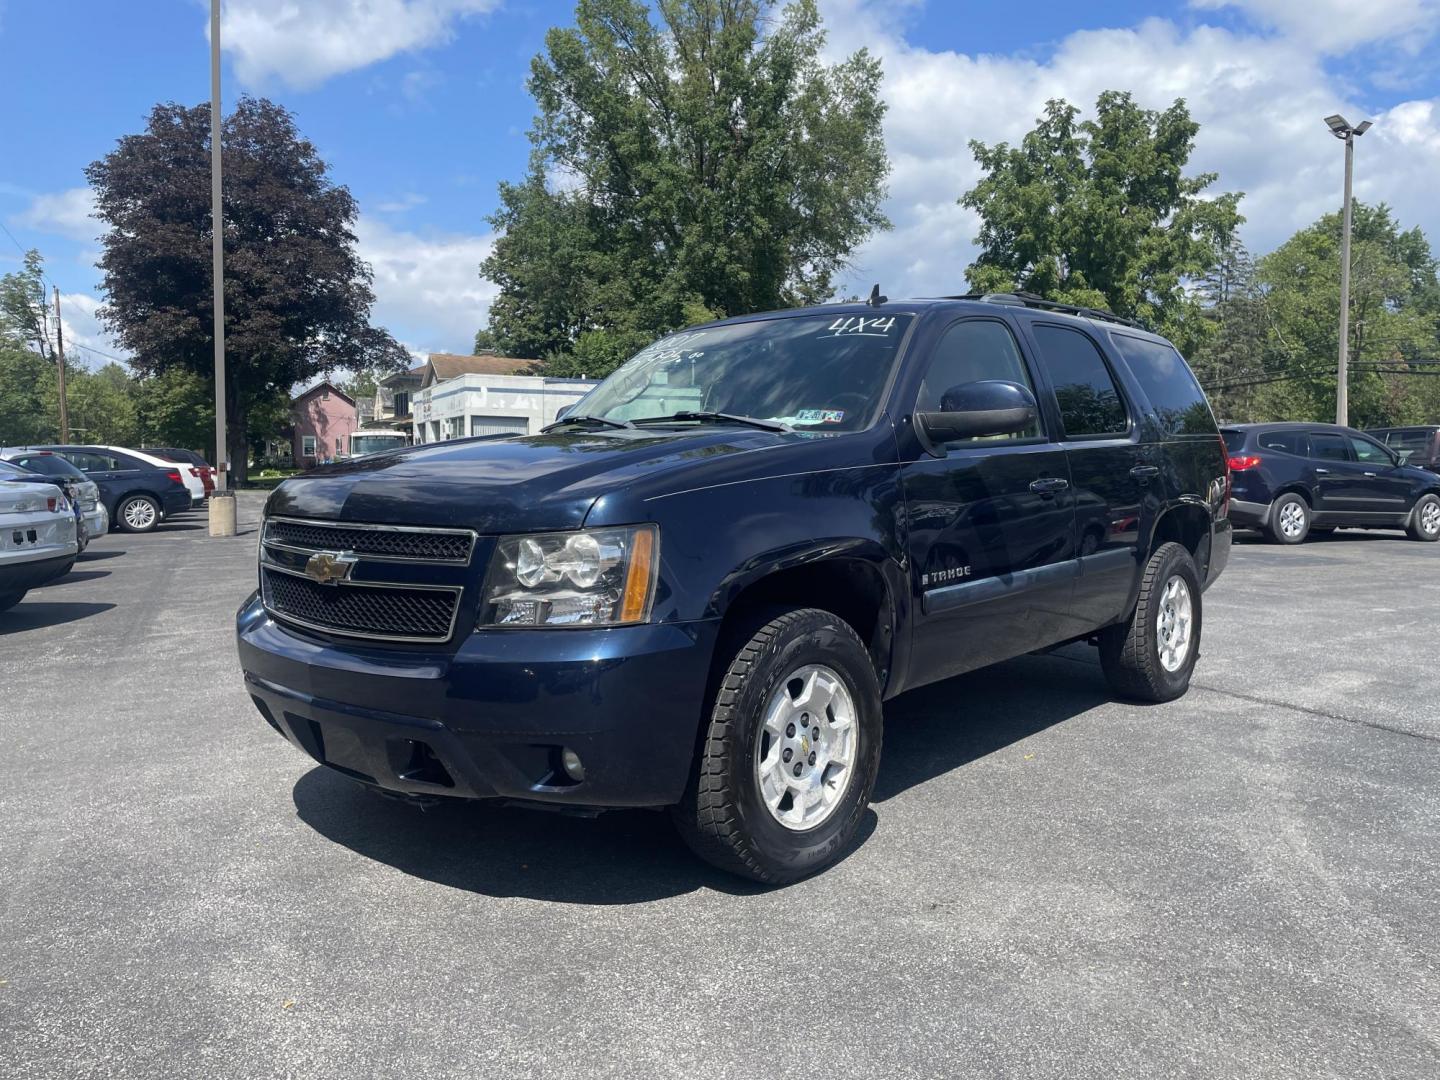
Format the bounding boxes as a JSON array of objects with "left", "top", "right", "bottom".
[{"left": 3, "top": 0, "right": 1439, "bottom": 367}]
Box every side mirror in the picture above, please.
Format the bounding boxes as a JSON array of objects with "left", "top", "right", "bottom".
[
  {"left": 555, "top": 404, "right": 573, "bottom": 421},
  {"left": 916, "top": 380, "right": 1038, "bottom": 445},
  {"left": 1396, "top": 448, "right": 1413, "bottom": 465}
]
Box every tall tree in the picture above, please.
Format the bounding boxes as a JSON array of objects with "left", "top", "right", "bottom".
[
  {"left": 0, "top": 250, "right": 59, "bottom": 363},
  {"left": 961, "top": 92, "right": 1243, "bottom": 354},
  {"left": 86, "top": 97, "right": 408, "bottom": 483},
  {"left": 480, "top": 0, "right": 890, "bottom": 376},
  {"left": 1252, "top": 203, "right": 1440, "bottom": 427}
]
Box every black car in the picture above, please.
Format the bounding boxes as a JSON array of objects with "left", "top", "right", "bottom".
[
  {"left": 1367, "top": 426, "right": 1440, "bottom": 474},
  {"left": 1223, "top": 423, "right": 1440, "bottom": 544},
  {"left": 237, "top": 292, "right": 1232, "bottom": 883},
  {"left": 3, "top": 445, "right": 192, "bottom": 533}
]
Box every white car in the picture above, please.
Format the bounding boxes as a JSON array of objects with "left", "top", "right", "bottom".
[
  {"left": 100, "top": 444, "right": 207, "bottom": 507},
  {"left": 0, "top": 475, "right": 79, "bottom": 612}
]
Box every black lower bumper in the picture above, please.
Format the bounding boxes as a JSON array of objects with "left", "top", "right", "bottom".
[
  {"left": 0, "top": 552, "right": 74, "bottom": 595},
  {"left": 237, "top": 593, "right": 720, "bottom": 808}
]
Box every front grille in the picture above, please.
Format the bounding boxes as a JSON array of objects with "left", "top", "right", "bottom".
[
  {"left": 264, "top": 518, "right": 474, "bottom": 562},
  {"left": 262, "top": 567, "right": 461, "bottom": 642}
]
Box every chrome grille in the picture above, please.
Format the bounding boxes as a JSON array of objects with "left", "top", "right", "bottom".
[
  {"left": 261, "top": 567, "right": 461, "bottom": 643},
  {"left": 263, "top": 517, "right": 475, "bottom": 563}
]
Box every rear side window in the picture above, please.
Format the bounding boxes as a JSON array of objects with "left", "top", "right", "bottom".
[
  {"left": 1310, "top": 433, "right": 1349, "bottom": 462},
  {"left": 1111, "top": 334, "right": 1217, "bottom": 436},
  {"left": 1257, "top": 431, "right": 1308, "bottom": 456},
  {"left": 1031, "top": 324, "right": 1128, "bottom": 437}
]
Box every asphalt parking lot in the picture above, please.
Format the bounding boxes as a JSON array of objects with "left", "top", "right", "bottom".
[{"left": 2, "top": 494, "right": 1437, "bottom": 1079}]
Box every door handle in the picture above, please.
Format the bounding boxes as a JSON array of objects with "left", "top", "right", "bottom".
[
  {"left": 1029, "top": 477, "right": 1069, "bottom": 494},
  {"left": 1364, "top": 471, "right": 1378, "bottom": 477},
  {"left": 1130, "top": 465, "right": 1160, "bottom": 480},
  {"left": 1314, "top": 467, "right": 1330, "bottom": 474}
]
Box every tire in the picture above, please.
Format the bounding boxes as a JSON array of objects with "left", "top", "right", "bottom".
[
  {"left": 1098, "top": 542, "right": 1203, "bottom": 704},
  {"left": 1266, "top": 493, "right": 1310, "bottom": 545},
  {"left": 0, "top": 591, "right": 25, "bottom": 613},
  {"left": 116, "top": 494, "right": 161, "bottom": 533},
  {"left": 673, "top": 608, "right": 883, "bottom": 885},
  {"left": 1407, "top": 493, "right": 1440, "bottom": 542}
]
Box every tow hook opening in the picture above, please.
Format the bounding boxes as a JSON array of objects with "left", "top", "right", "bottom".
[{"left": 390, "top": 739, "right": 455, "bottom": 788}]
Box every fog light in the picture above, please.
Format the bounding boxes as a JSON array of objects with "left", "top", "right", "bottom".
[{"left": 561, "top": 747, "right": 585, "bottom": 782}]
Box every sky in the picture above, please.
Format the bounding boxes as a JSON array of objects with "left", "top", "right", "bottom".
[{"left": 2, "top": 0, "right": 1439, "bottom": 370}]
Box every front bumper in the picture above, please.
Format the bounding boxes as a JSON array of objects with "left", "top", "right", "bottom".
[{"left": 236, "top": 593, "right": 719, "bottom": 808}]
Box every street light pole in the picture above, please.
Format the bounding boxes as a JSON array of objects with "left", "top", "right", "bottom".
[
  {"left": 208, "top": 0, "right": 237, "bottom": 536},
  {"left": 1324, "top": 114, "right": 1372, "bottom": 428}
]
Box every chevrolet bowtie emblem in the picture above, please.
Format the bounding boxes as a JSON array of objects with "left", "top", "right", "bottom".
[{"left": 303, "top": 550, "right": 357, "bottom": 585}]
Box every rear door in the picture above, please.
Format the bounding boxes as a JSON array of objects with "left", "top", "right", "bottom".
[
  {"left": 1307, "top": 432, "right": 1355, "bottom": 511},
  {"left": 1021, "top": 319, "right": 1149, "bottom": 629},
  {"left": 898, "top": 315, "right": 1078, "bottom": 686}
]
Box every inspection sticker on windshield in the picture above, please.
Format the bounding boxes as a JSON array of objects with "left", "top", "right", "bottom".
[
  {"left": 821, "top": 316, "right": 898, "bottom": 338},
  {"left": 796, "top": 409, "right": 845, "bottom": 424}
]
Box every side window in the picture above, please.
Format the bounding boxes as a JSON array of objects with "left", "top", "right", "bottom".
[
  {"left": 1310, "top": 433, "right": 1350, "bottom": 462},
  {"left": 1110, "top": 334, "right": 1217, "bottom": 436},
  {"left": 65, "top": 452, "right": 109, "bottom": 473},
  {"left": 1348, "top": 435, "right": 1394, "bottom": 466},
  {"left": 1258, "top": 431, "right": 1308, "bottom": 456},
  {"left": 1031, "top": 324, "right": 1128, "bottom": 437},
  {"left": 916, "top": 319, "right": 1040, "bottom": 442}
]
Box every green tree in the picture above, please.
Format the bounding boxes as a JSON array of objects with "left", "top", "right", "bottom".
[
  {"left": 1188, "top": 241, "right": 1270, "bottom": 421},
  {"left": 961, "top": 92, "right": 1243, "bottom": 354},
  {"left": 0, "top": 250, "right": 59, "bottom": 363},
  {"left": 1253, "top": 203, "right": 1439, "bottom": 427},
  {"left": 134, "top": 368, "right": 215, "bottom": 455},
  {"left": 480, "top": 0, "right": 890, "bottom": 376},
  {"left": 0, "top": 346, "right": 55, "bottom": 444},
  {"left": 86, "top": 96, "right": 409, "bottom": 483}
]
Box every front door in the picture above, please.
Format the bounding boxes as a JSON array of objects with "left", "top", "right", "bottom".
[
  {"left": 1020, "top": 320, "right": 1150, "bottom": 628},
  {"left": 899, "top": 317, "right": 1077, "bottom": 688},
  {"left": 1340, "top": 433, "right": 1412, "bottom": 513}
]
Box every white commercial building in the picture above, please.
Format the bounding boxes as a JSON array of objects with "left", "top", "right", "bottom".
[{"left": 412, "top": 372, "right": 598, "bottom": 444}]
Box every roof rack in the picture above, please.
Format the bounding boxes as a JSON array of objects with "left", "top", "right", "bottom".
[{"left": 943, "top": 291, "right": 1148, "bottom": 330}]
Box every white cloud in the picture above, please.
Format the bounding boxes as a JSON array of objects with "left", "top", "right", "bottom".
[
  {"left": 13, "top": 186, "right": 97, "bottom": 244},
  {"left": 219, "top": 0, "right": 500, "bottom": 90},
  {"left": 355, "top": 216, "right": 495, "bottom": 355},
  {"left": 56, "top": 292, "right": 129, "bottom": 370},
  {"left": 818, "top": 2, "right": 1440, "bottom": 301},
  {"left": 1190, "top": 0, "right": 1440, "bottom": 53}
]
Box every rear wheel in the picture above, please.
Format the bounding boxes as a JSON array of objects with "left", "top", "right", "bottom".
[
  {"left": 1407, "top": 494, "right": 1440, "bottom": 542},
  {"left": 0, "top": 591, "right": 25, "bottom": 613},
  {"left": 673, "top": 608, "right": 882, "bottom": 884},
  {"left": 116, "top": 494, "right": 160, "bottom": 533},
  {"left": 1266, "top": 493, "right": 1310, "bottom": 545},
  {"left": 1099, "top": 542, "right": 1202, "bottom": 704}
]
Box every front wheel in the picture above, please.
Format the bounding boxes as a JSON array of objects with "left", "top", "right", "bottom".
[
  {"left": 1407, "top": 494, "right": 1440, "bottom": 542},
  {"left": 673, "top": 608, "right": 883, "bottom": 884},
  {"left": 1098, "top": 542, "right": 1203, "bottom": 703},
  {"left": 116, "top": 494, "right": 160, "bottom": 533}
]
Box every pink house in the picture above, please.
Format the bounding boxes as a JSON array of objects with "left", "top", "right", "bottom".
[{"left": 290, "top": 382, "right": 358, "bottom": 467}]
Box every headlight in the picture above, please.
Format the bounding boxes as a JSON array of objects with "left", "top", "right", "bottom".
[{"left": 482, "top": 525, "right": 659, "bottom": 627}]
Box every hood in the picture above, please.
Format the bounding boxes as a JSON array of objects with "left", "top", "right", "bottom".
[{"left": 265, "top": 427, "right": 796, "bottom": 532}]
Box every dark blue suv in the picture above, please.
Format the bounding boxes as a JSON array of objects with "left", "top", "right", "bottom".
[
  {"left": 237, "top": 293, "right": 1232, "bottom": 882},
  {"left": 1222, "top": 423, "right": 1440, "bottom": 544}
]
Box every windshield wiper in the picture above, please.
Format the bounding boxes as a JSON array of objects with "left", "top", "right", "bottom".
[
  {"left": 633, "top": 411, "right": 792, "bottom": 433},
  {"left": 541, "top": 413, "right": 635, "bottom": 432}
]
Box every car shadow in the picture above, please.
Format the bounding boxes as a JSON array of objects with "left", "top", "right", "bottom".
[
  {"left": 78, "top": 548, "right": 125, "bottom": 561},
  {"left": 0, "top": 601, "right": 116, "bottom": 633},
  {"left": 38, "top": 569, "right": 110, "bottom": 586},
  {"left": 157, "top": 522, "right": 205, "bottom": 532},
  {"left": 292, "top": 652, "right": 1103, "bottom": 903}
]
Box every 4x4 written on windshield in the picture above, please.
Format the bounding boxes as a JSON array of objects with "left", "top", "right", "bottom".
[{"left": 565, "top": 313, "right": 914, "bottom": 432}]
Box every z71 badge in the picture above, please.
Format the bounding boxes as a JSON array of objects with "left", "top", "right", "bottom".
[{"left": 922, "top": 565, "right": 972, "bottom": 587}]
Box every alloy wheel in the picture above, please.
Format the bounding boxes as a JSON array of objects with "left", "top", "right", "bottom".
[
  {"left": 755, "top": 664, "right": 857, "bottom": 831},
  {"left": 1422, "top": 500, "right": 1440, "bottom": 536},
  {"left": 1278, "top": 501, "right": 1306, "bottom": 539},
  {"left": 123, "top": 499, "right": 156, "bottom": 530},
  {"left": 1155, "top": 575, "right": 1193, "bottom": 673}
]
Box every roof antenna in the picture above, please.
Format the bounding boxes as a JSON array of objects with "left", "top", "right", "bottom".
[{"left": 866, "top": 283, "right": 887, "bottom": 306}]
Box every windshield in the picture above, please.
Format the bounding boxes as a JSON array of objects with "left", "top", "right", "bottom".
[
  {"left": 351, "top": 434, "right": 409, "bottom": 457},
  {"left": 572, "top": 313, "right": 914, "bottom": 432}
]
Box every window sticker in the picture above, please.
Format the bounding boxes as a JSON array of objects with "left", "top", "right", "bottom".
[
  {"left": 795, "top": 409, "right": 845, "bottom": 424},
  {"left": 820, "top": 316, "right": 898, "bottom": 338}
]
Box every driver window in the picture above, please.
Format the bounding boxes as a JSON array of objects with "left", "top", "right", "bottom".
[
  {"left": 916, "top": 319, "right": 1040, "bottom": 442},
  {"left": 1348, "top": 435, "right": 1393, "bottom": 466}
]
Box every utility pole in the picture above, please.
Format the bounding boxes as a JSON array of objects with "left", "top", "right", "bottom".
[
  {"left": 1324, "top": 114, "right": 1372, "bottom": 428},
  {"left": 53, "top": 287, "right": 70, "bottom": 443},
  {"left": 208, "top": 0, "right": 237, "bottom": 536}
]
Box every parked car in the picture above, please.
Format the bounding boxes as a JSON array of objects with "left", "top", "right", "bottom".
[
  {"left": 1223, "top": 423, "right": 1440, "bottom": 543},
  {"left": 0, "top": 450, "right": 109, "bottom": 550},
  {"left": 2, "top": 445, "right": 192, "bottom": 533},
  {"left": 105, "top": 445, "right": 206, "bottom": 507},
  {"left": 0, "top": 467, "right": 78, "bottom": 612},
  {"left": 1366, "top": 426, "right": 1440, "bottom": 474},
  {"left": 237, "top": 292, "right": 1232, "bottom": 883},
  {"left": 143, "top": 447, "right": 216, "bottom": 497}
]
